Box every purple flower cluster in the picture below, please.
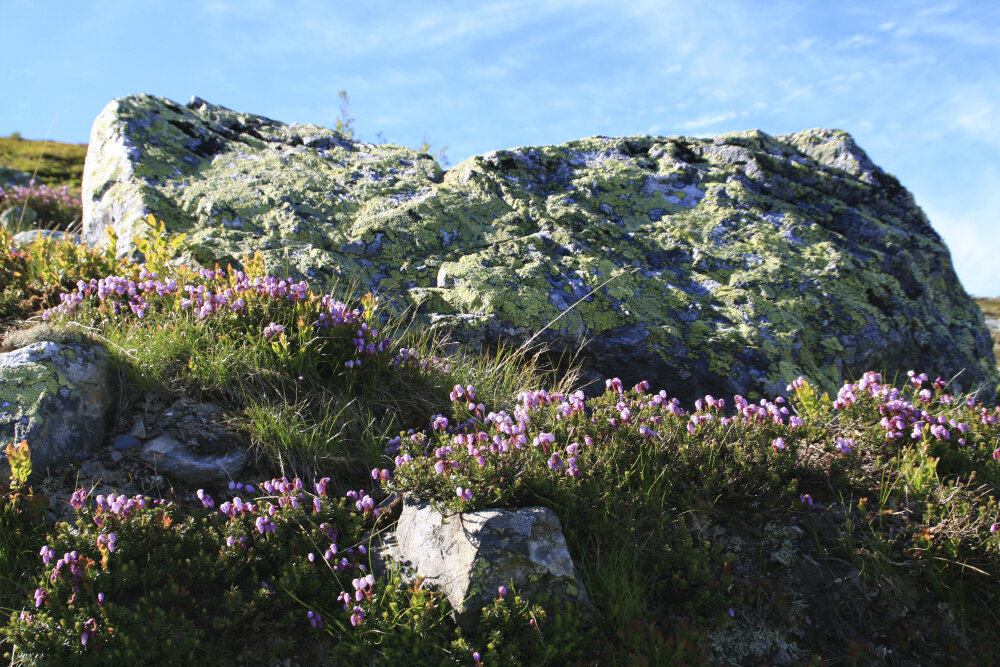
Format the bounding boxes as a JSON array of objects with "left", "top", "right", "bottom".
[
  {"left": 0, "top": 180, "right": 81, "bottom": 228},
  {"left": 388, "top": 368, "right": 1000, "bottom": 515},
  {"left": 45, "top": 267, "right": 318, "bottom": 323},
  {"left": 818, "top": 371, "right": 972, "bottom": 446},
  {"left": 91, "top": 493, "right": 149, "bottom": 527},
  {"left": 40, "top": 265, "right": 421, "bottom": 374},
  {"left": 37, "top": 475, "right": 387, "bottom": 645},
  {"left": 0, "top": 181, "right": 80, "bottom": 208}
]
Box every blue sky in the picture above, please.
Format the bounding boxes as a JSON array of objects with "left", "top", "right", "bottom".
[{"left": 3, "top": 0, "right": 998, "bottom": 295}]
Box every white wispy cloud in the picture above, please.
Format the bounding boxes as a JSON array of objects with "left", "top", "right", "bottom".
[
  {"left": 677, "top": 112, "right": 739, "bottom": 131},
  {"left": 835, "top": 34, "right": 876, "bottom": 49}
]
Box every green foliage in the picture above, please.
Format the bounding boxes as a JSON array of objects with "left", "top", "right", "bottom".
[
  {"left": 1, "top": 201, "right": 1000, "bottom": 662},
  {"left": 3, "top": 483, "right": 371, "bottom": 665},
  {"left": 0, "top": 440, "right": 46, "bottom": 628},
  {"left": 4, "top": 441, "right": 31, "bottom": 488},
  {"left": 133, "top": 214, "right": 186, "bottom": 279},
  {"left": 467, "top": 591, "right": 598, "bottom": 665},
  {"left": 0, "top": 488, "right": 45, "bottom": 620},
  {"left": 0, "top": 226, "right": 124, "bottom": 322}
]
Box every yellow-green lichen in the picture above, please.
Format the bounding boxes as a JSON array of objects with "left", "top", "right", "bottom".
[
  {"left": 0, "top": 361, "right": 75, "bottom": 428},
  {"left": 82, "top": 95, "right": 1000, "bottom": 402}
]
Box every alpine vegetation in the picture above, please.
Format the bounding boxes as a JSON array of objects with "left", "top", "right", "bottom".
[{"left": 1, "top": 112, "right": 999, "bottom": 664}]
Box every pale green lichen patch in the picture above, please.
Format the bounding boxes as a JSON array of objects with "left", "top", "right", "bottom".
[
  {"left": 82, "top": 96, "right": 999, "bottom": 402},
  {"left": 0, "top": 361, "right": 75, "bottom": 433}
]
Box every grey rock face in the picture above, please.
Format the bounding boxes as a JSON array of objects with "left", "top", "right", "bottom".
[
  {"left": 0, "top": 341, "right": 113, "bottom": 481},
  {"left": 389, "top": 498, "right": 593, "bottom": 628},
  {"left": 136, "top": 434, "right": 247, "bottom": 486},
  {"left": 81, "top": 94, "right": 998, "bottom": 404}
]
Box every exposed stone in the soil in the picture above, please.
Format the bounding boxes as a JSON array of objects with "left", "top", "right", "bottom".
[
  {"left": 387, "top": 497, "right": 594, "bottom": 629},
  {"left": 11, "top": 229, "right": 81, "bottom": 245},
  {"left": 0, "top": 341, "right": 114, "bottom": 482},
  {"left": 0, "top": 166, "right": 34, "bottom": 188},
  {"left": 136, "top": 434, "right": 247, "bottom": 486}
]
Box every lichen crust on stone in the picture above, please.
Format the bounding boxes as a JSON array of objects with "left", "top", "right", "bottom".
[{"left": 82, "top": 95, "right": 999, "bottom": 404}]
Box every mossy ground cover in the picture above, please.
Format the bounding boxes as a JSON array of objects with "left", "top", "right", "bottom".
[
  {"left": 1, "top": 154, "right": 1000, "bottom": 663},
  {"left": 0, "top": 135, "right": 87, "bottom": 189}
]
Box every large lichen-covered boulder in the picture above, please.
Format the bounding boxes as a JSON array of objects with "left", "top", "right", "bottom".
[
  {"left": 388, "top": 498, "right": 593, "bottom": 628},
  {"left": 0, "top": 341, "right": 114, "bottom": 481},
  {"left": 82, "top": 94, "right": 998, "bottom": 403}
]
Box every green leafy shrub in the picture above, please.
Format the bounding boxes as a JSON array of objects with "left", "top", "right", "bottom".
[
  {"left": 0, "top": 226, "right": 124, "bottom": 321},
  {"left": 0, "top": 442, "right": 46, "bottom": 620}
]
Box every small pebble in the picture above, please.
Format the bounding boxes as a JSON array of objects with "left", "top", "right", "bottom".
[{"left": 128, "top": 418, "right": 147, "bottom": 439}]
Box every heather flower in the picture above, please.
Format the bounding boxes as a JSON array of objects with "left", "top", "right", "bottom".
[
  {"left": 534, "top": 432, "right": 556, "bottom": 448},
  {"left": 255, "top": 515, "right": 276, "bottom": 534},
  {"left": 33, "top": 588, "right": 48, "bottom": 608},
  {"left": 70, "top": 488, "right": 87, "bottom": 510},
  {"left": 263, "top": 322, "right": 285, "bottom": 341},
  {"left": 771, "top": 437, "right": 786, "bottom": 452},
  {"left": 307, "top": 610, "right": 324, "bottom": 628},
  {"left": 565, "top": 457, "right": 579, "bottom": 477},
  {"left": 800, "top": 494, "right": 813, "bottom": 507},
  {"left": 196, "top": 489, "right": 214, "bottom": 508},
  {"left": 354, "top": 492, "right": 375, "bottom": 514},
  {"left": 930, "top": 423, "right": 950, "bottom": 440}
]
